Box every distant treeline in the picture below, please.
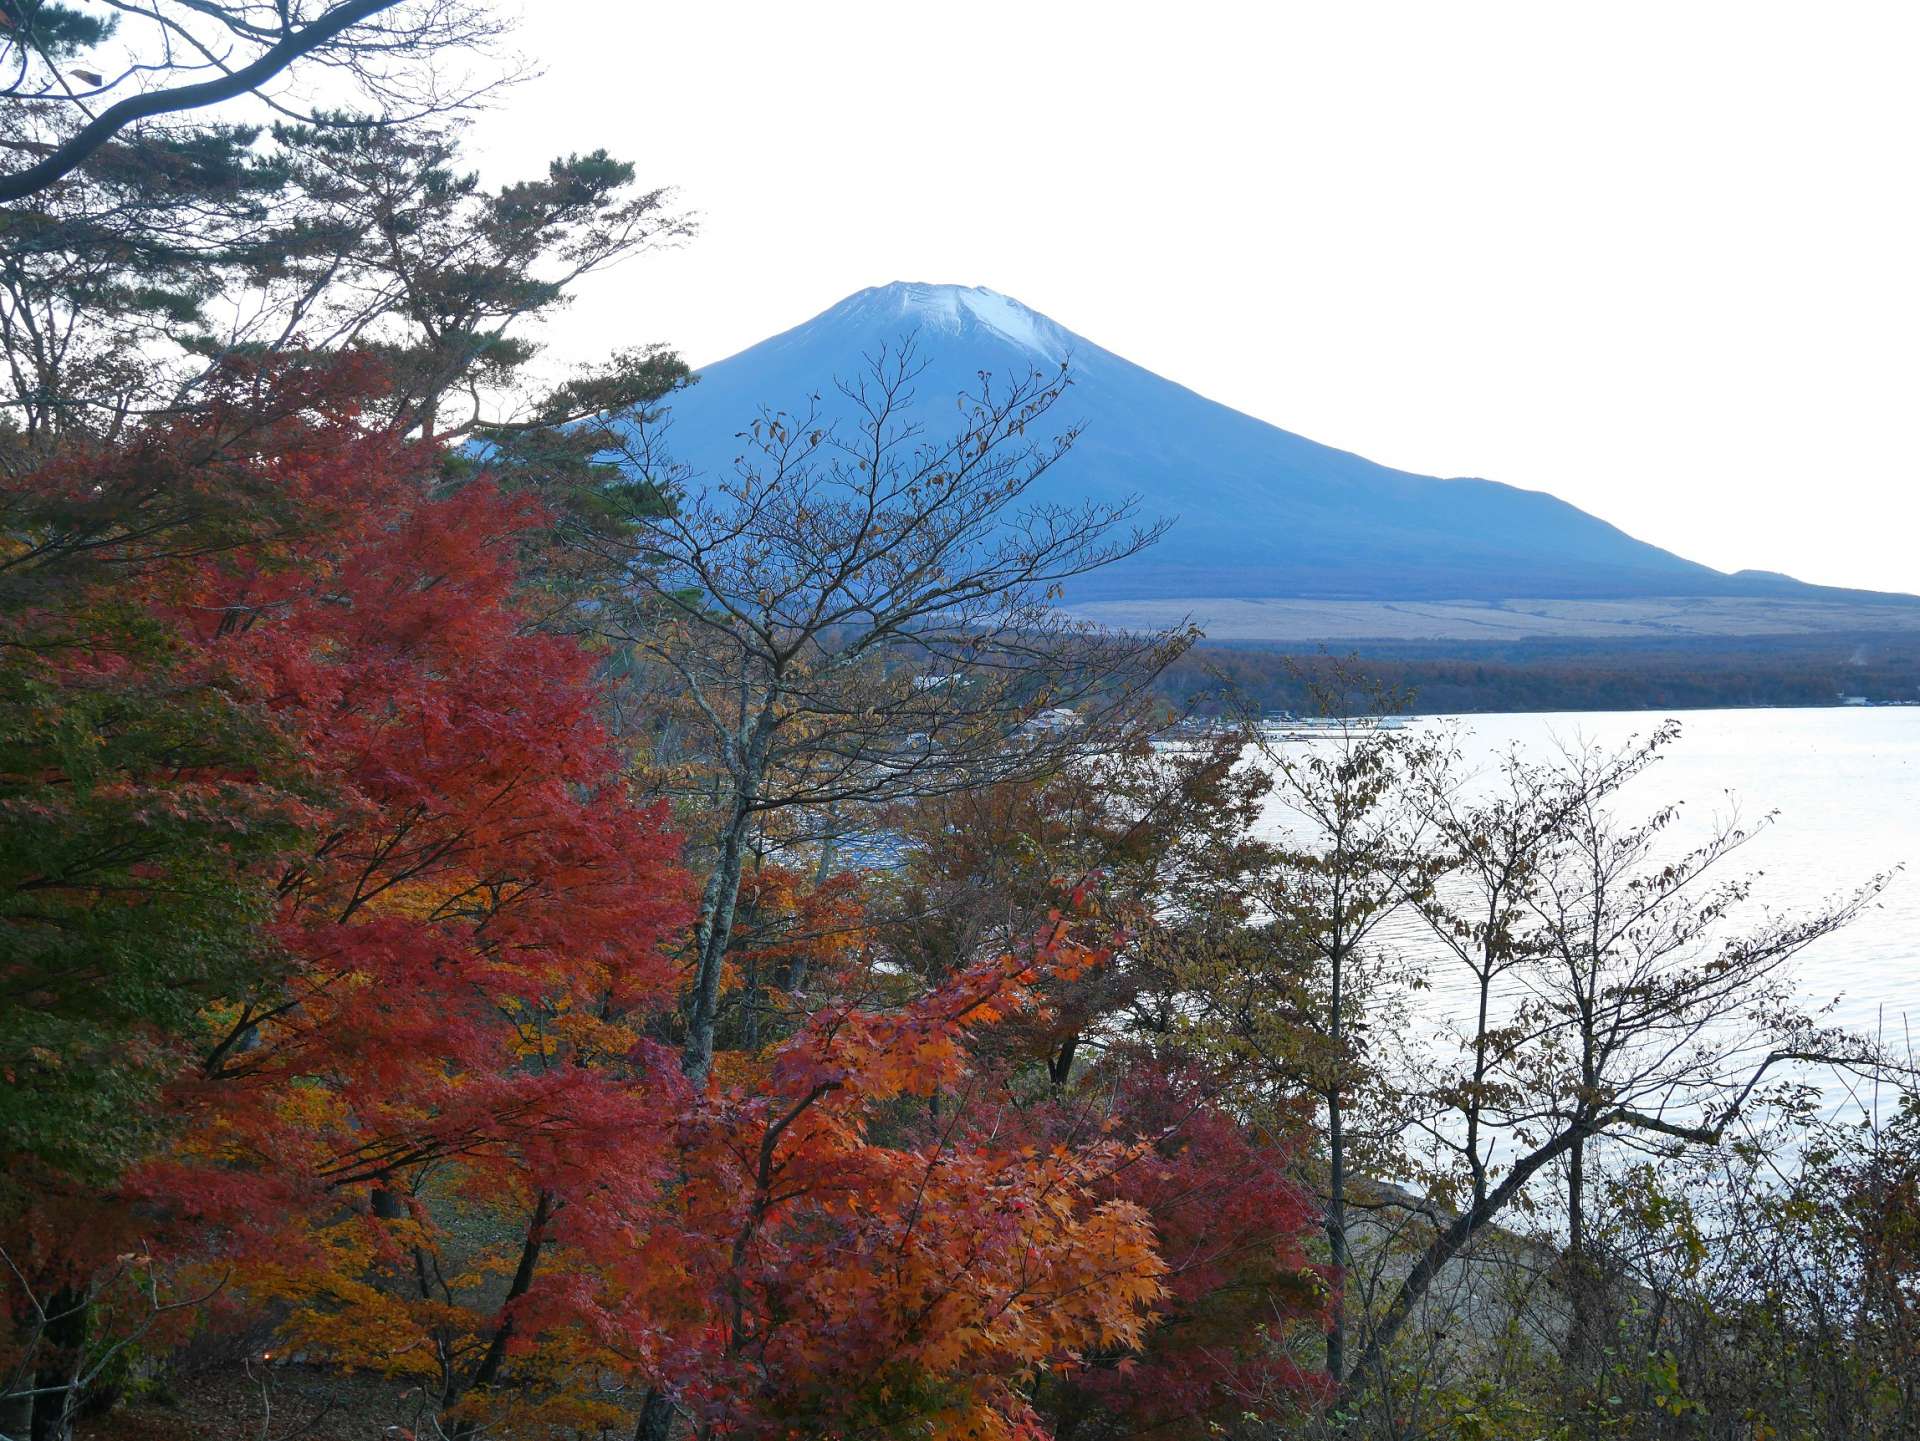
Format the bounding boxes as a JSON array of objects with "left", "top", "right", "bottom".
[{"left": 1158, "top": 632, "right": 1920, "bottom": 714}]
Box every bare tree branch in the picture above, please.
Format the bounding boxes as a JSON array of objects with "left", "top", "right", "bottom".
[{"left": 0, "top": 0, "right": 404, "bottom": 202}]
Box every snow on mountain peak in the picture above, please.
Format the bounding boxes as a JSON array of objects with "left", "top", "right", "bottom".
[{"left": 851, "top": 282, "right": 1073, "bottom": 365}]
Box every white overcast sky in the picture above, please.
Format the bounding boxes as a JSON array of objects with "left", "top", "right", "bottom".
[{"left": 469, "top": 1, "right": 1919, "bottom": 595}]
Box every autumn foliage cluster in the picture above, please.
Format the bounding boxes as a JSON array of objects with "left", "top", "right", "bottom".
[
  {"left": 0, "top": 21, "right": 1332, "bottom": 1426},
  {"left": 0, "top": 352, "right": 1327, "bottom": 1440}
]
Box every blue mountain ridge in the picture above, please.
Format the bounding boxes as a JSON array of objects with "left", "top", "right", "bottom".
[{"left": 644, "top": 282, "right": 1895, "bottom": 606}]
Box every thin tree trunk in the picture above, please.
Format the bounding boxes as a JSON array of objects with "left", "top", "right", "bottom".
[
  {"left": 373, "top": 1187, "right": 450, "bottom": 1396},
  {"left": 1048, "top": 1035, "right": 1079, "bottom": 1088},
  {"left": 780, "top": 952, "right": 809, "bottom": 997},
  {"left": 28, "top": 1286, "right": 86, "bottom": 1441},
  {"left": 1563, "top": 1126, "right": 1610, "bottom": 1376},
  {"left": 1565, "top": 919, "right": 1602, "bottom": 1372},
  {"left": 783, "top": 820, "right": 840, "bottom": 997},
  {"left": 2, "top": 1310, "right": 40, "bottom": 1440},
  {"left": 1325, "top": 1083, "right": 1348, "bottom": 1385},
  {"left": 447, "top": 1192, "right": 552, "bottom": 1441},
  {"left": 1342, "top": 1124, "right": 1589, "bottom": 1404},
  {"left": 684, "top": 799, "right": 755, "bottom": 1086},
  {"left": 1324, "top": 921, "right": 1349, "bottom": 1386}
]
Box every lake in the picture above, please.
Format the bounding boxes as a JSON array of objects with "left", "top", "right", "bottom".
[{"left": 1250, "top": 706, "right": 1920, "bottom": 1107}]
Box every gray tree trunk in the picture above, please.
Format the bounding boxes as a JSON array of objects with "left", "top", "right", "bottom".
[
  {"left": 1325, "top": 1083, "right": 1349, "bottom": 1386},
  {"left": 683, "top": 798, "right": 755, "bottom": 1086}
]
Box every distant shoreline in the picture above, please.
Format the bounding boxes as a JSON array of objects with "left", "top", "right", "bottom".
[
  {"left": 1074, "top": 593, "right": 1920, "bottom": 646},
  {"left": 1154, "top": 631, "right": 1920, "bottom": 716}
]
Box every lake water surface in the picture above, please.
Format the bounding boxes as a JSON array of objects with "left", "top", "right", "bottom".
[{"left": 1252, "top": 706, "right": 1920, "bottom": 1058}]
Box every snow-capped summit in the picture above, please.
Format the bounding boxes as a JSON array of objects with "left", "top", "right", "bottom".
[
  {"left": 649, "top": 283, "right": 1857, "bottom": 606},
  {"left": 824, "top": 282, "right": 1076, "bottom": 367}
]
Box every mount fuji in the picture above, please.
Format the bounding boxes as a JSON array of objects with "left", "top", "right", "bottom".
[{"left": 645, "top": 282, "right": 1903, "bottom": 622}]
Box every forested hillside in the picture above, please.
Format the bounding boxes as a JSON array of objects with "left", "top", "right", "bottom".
[{"left": 1158, "top": 636, "right": 1920, "bottom": 714}]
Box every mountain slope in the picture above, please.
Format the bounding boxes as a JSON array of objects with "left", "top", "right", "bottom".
[{"left": 646, "top": 283, "right": 1866, "bottom": 606}]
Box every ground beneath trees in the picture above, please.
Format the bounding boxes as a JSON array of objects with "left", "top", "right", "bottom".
[{"left": 76, "top": 1364, "right": 426, "bottom": 1440}]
